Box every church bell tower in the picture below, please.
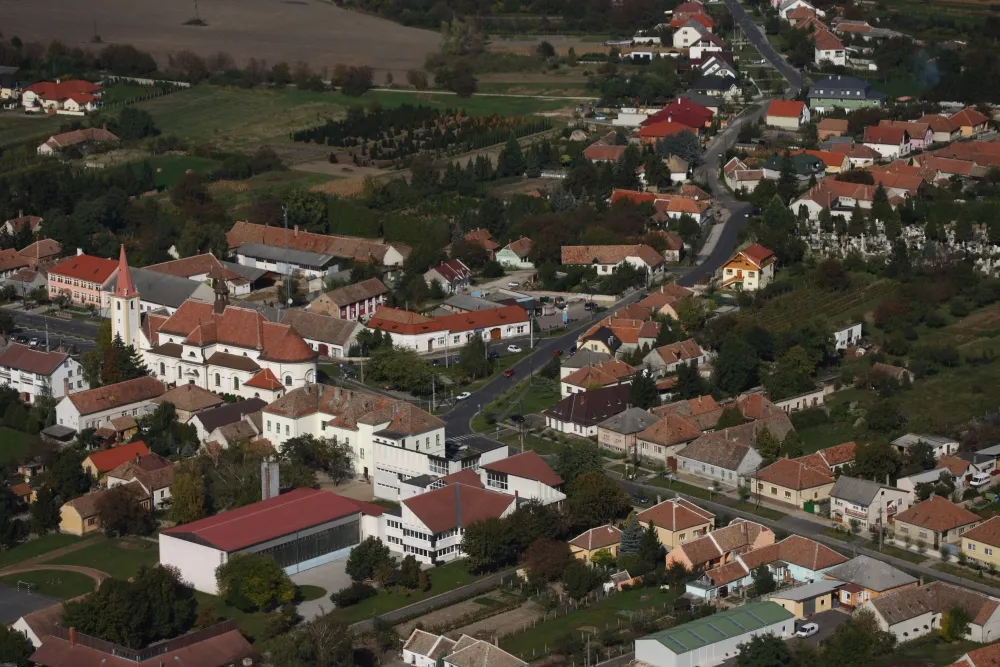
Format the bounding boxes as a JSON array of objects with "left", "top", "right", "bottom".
[{"left": 110, "top": 245, "right": 141, "bottom": 348}]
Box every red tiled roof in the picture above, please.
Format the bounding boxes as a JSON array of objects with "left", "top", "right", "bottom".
[
  {"left": 951, "top": 641, "right": 1000, "bottom": 667},
  {"left": 864, "top": 125, "right": 908, "bottom": 145},
  {"left": 84, "top": 441, "right": 151, "bottom": 474},
  {"left": 817, "top": 441, "right": 856, "bottom": 467},
  {"left": 813, "top": 29, "right": 844, "bottom": 51},
  {"left": 68, "top": 377, "right": 165, "bottom": 417},
  {"left": 561, "top": 244, "right": 663, "bottom": 268},
  {"left": 481, "top": 450, "right": 563, "bottom": 487},
  {"left": 936, "top": 455, "right": 971, "bottom": 477},
  {"left": 638, "top": 120, "right": 694, "bottom": 139},
  {"left": 30, "top": 626, "right": 253, "bottom": 667},
  {"left": 767, "top": 100, "right": 805, "bottom": 119},
  {"left": 737, "top": 243, "right": 775, "bottom": 267},
  {"left": 368, "top": 304, "right": 528, "bottom": 337},
  {"left": 147, "top": 253, "right": 227, "bottom": 278},
  {"left": 163, "top": 488, "right": 362, "bottom": 551},
  {"left": 0, "top": 249, "right": 30, "bottom": 272},
  {"left": 644, "top": 98, "right": 714, "bottom": 130},
  {"left": 919, "top": 113, "right": 959, "bottom": 133},
  {"left": 570, "top": 525, "right": 622, "bottom": 550},
  {"left": 653, "top": 338, "right": 702, "bottom": 364},
  {"left": 818, "top": 118, "right": 849, "bottom": 132},
  {"left": 755, "top": 457, "right": 834, "bottom": 490},
  {"left": 792, "top": 149, "right": 846, "bottom": 170},
  {"left": 951, "top": 107, "right": 989, "bottom": 128},
  {"left": 584, "top": 143, "right": 628, "bottom": 162},
  {"left": 787, "top": 5, "right": 815, "bottom": 19},
  {"left": 245, "top": 368, "right": 283, "bottom": 390},
  {"left": 403, "top": 483, "right": 515, "bottom": 533},
  {"left": 895, "top": 496, "right": 980, "bottom": 532},
  {"left": 611, "top": 189, "right": 659, "bottom": 206},
  {"left": 0, "top": 343, "right": 68, "bottom": 376},
  {"left": 24, "top": 79, "right": 102, "bottom": 100},
  {"left": 428, "top": 260, "right": 472, "bottom": 284},
  {"left": 227, "top": 221, "right": 409, "bottom": 264},
  {"left": 638, "top": 497, "right": 714, "bottom": 530},
  {"left": 438, "top": 468, "right": 485, "bottom": 489},
  {"left": 562, "top": 360, "right": 636, "bottom": 388},
  {"left": 958, "top": 516, "right": 1000, "bottom": 547},
  {"left": 48, "top": 254, "right": 118, "bottom": 283}
]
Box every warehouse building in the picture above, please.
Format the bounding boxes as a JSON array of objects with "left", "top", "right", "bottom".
[
  {"left": 634, "top": 602, "right": 795, "bottom": 667},
  {"left": 160, "top": 488, "right": 381, "bottom": 594}
]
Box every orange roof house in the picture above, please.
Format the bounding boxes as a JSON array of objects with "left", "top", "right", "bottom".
[
  {"left": 950, "top": 107, "right": 990, "bottom": 137},
  {"left": 766, "top": 100, "right": 807, "bottom": 128},
  {"left": 720, "top": 243, "right": 776, "bottom": 291},
  {"left": 82, "top": 441, "right": 151, "bottom": 479}
]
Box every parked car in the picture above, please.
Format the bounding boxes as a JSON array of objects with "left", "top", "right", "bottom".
[
  {"left": 456, "top": 392, "right": 472, "bottom": 401},
  {"left": 15, "top": 335, "right": 28, "bottom": 344},
  {"left": 28, "top": 338, "right": 39, "bottom": 348},
  {"left": 971, "top": 472, "right": 992, "bottom": 488},
  {"left": 508, "top": 281, "right": 520, "bottom": 288},
  {"left": 503, "top": 368, "right": 515, "bottom": 377},
  {"left": 795, "top": 623, "right": 819, "bottom": 638},
  {"left": 510, "top": 414, "right": 525, "bottom": 424},
  {"left": 507, "top": 345, "right": 521, "bottom": 353},
  {"left": 568, "top": 344, "right": 577, "bottom": 355}
]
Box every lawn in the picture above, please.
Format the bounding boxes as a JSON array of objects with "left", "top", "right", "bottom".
[
  {"left": 148, "top": 155, "right": 222, "bottom": 189},
  {"left": 820, "top": 527, "right": 854, "bottom": 542},
  {"left": 500, "top": 587, "right": 676, "bottom": 658},
  {"left": 211, "top": 170, "right": 337, "bottom": 212},
  {"left": 874, "top": 543, "right": 929, "bottom": 564},
  {"left": 730, "top": 501, "right": 786, "bottom": 521},
  {"left": 893, "top": 358, "right": 1000, "bottom": 432},
  {"left": 137, "top": 85, "right": 569, "bottom": 150},
  {"left": 194, "top": 592, "right": 275, "bottom": 642},
  {"left": 647, "top": 476, "right": 713, "bottom": 501},
  {"left": 881, "top": 636, "right": 979, "bottom": 667},
  {"left": 0, "top": 427, "right": 38, "bottom": 466},
  {"left": 798, "top": 421, "right": 858, "bottom": 453},
  {"left": 328, "top": 559, "right": 484, "bottom": 624},
  {"left": 101, "top": 83, "right": 162, "bottom": 105},
  {"left": 297, "top": 585, "right": 326, "bottom": 602},
  {"left": 516, "top": 379, "right": 561, "bottom": 415},
  {"left": 933, "top": 562, "right": 1000, "bottom": 587},
  {"left": 501, "top": 433, "right": 562, "bottom": 456},
  {"left": 0, "top": 569, "right": 95, "bottom": 599},
  {"left": 0, "top": 533, "right": 83, "bottom": 568},
  {"left": 51, "top": 538, "right": 158, "bottom": 579},
  {"left": 0, "top": 114, "right": 62, "bottom": 148}
]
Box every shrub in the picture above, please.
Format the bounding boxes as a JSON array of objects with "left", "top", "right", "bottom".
[{"left": 331, "top": 582, "right": 377, "bottom": 607}]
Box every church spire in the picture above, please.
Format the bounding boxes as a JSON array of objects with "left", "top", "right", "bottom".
[{"left": 113, "top": 245, "right": 138, "bottom": 298}]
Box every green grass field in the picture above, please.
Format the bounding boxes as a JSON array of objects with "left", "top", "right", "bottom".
[
  {"left": 0, "top": 427, "right": 37, "bottom": 466},
  {"left": 0, "top": 569, "right": 96, "bottom": 599},
  {"left": 101, "top": 83, "right": 159, "bottom": 105},
  {"left": 328, "top": 559, "right": 484, "bottom": 624},
  {"left": 211, "top": 170, "right": 337, "bottom": 213},
  {"left": 137, "top": 85, "right": 570, "bottom": 150},
  {"left": 500, "top": 587, "right": 675, "bottom": 658},
  {"left": 149, "top": 155, "right": 222, "bottom": 188},
  {"left": 0, "top": 115, "right": 62, "bottom": 148},
  {"left": 51, "top": 538, "right": 158, "bottom": 579},
  {"left": 0, "top": 533, "right": 84, "bottom": 568},
  {"left": 194, "top": 592, "right": 274, "bottom": 642},
  {"left": 297, "top": 585, "right": 326, "bottom": 602}
]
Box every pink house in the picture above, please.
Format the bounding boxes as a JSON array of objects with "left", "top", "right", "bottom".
[
  {"left": 878, "top": 120, "right": 934, "bottom": 152},
  {"left": 47, "top": 253, "right": 118, "bottom": 310}
]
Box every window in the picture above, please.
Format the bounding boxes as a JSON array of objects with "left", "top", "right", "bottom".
[
  {"left": 285, "top": 425, "right": 290, "bottom": 435},
  {"left": 968, "top": 543, "right": 977, "bottom": 551},
  {"left": 285, "top": 375, "right": 292, "bottom": 386},
  {"left": 233, "top": 377, "right": 240, "bottom": 390},
  {"left": 784, "top": 490, "right": 791, "bottom": 499},
  {"left": 360, "top": 449, "right": 364, "bottom": 459},
  {"left": 486, "top": 470, "right": 508, "bottom": 491},
  {"left": 215, "top": 373, "right": 221, "bottom": 387},
  {"left": 987, "top": 548, "right": 994, "bottom": 556},
  {"left": 87, "top": 517, "right": 96, "bottom": 526},
  {"left": 267, "top": 421, "right": 271, "bottom": 432}
]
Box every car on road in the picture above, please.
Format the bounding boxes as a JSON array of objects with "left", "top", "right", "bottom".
[
  {"left": 15, "top": 335, "right": 27, "bottom": 344},
  {"left": 795, "top": 623, "right": 819, "bottom": 638},
  {"left": 508, "top": 281, "right": 520, "bottom": 288},
  {"left": 28, "top": 338, "right": 39, "bottom": 348},
  {"left": 456, "top": 392, "right": 472, "bottom": 401},
  {"left": 430, "top": 358, "right": 440, "bottom": 366},
  {"left": 510, "top": 414, "right": 525, "bottom": 424},
  {"left": 503, "top": 368, "right": 515, "bottom": 377},
  {"left": 507, "top": 345, "right": 521, "bottom": 353},
  {"left": 568, "top": 344, "right": 577, "bottom": 355},
  {"left": 487, "top": 351, "right": 499, "bottom": 361}
]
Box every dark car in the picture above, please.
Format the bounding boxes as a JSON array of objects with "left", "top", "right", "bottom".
[
  {"left": 431, "top": 358, "right": 440, "bottom": 367},
  {"left": 487, "top": 351, "right": 499, "bottom": 360},
  {"left": 15, "top": 335, "right": 28, "bottom": 344},
  {"left": 568, "top": 344, "right": 577, "bottom": 355},
  {"left": 509, "top": 414, "right": 525, "bottom": 424}
]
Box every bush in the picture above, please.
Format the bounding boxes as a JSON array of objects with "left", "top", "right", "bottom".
[
  {"left": 789, "top": 408, "right": 830, "bottom": 430},
  {"left": 331, "top": 582, "right": 377, "bottom": 607}
]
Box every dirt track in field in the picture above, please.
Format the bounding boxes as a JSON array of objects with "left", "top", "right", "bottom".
[{"left": 1, "top": 0, "right": 439, "bottom": 79}]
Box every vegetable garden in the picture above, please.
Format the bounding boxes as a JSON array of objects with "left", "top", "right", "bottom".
[{"left": 292, "top": 104, "right": 552, "bottom": 166}]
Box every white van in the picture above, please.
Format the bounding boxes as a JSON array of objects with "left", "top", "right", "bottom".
[{"left": 970, "top": 472, "right": 992, "bottom": 488}]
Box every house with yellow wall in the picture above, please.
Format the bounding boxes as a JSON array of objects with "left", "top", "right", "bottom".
[
  {"left": 81, "top": 441, "right": 150, "bottom": 482},
  {"left": 719, "top": 243, "right": 776, "bottom": 292},
  {"left": 894, "top": 496, "right": 981, "bottom": 549},
  {"left": 569, "top": 525, "right": 622, "bottom": 563},
  {"left": 962, "top": 515, "right": 1000, "bottom": 569},
  {"left": 59, "top": 481, "right": 149, "bottom": 536},
  {"left": 769, "top": 579, "right": 844, "bottom": 619},
  {"left": 637, "top": 498, "right": 715, "bottom": 551},
  {"left": 753, "top": 457, "right": 835, "bottom": 509}
]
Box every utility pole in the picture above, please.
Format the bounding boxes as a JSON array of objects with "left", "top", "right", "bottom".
[
  {"left": 360, "top": 357, "right": 364, "bottom": 385},
  {"left": 431, "top": 374, "right": 436, "bottom": 412},
  {"left": 878, "top": 505, "right": 884, "bottom": 552}
]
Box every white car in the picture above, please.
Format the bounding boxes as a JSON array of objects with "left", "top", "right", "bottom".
[
  {"left": 456, "top": 392, "right": 472, "bottom": 401},
  {"left": 507, "top": 345, "right": 521, "bottom": 353},
  {"left": 795, "top": 623, "right": 819, "bottom": 638},
  {"left": 508, "top": 281, "right": 520, "bottom": 288}
]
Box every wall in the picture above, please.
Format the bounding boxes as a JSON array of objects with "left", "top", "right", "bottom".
[
  {"left": 634, "top": 621, "right": 794, "bottom": 667},
  {"left": 963, "top": 536, "right": 1000, "bottom": 568},
  {"left": 643, "top": 521, "right": 713, "bottom": 551},
  {"left": 774, "top": 388, "right": 826, "bottom": 413},
  {"left": 58, "top": 505, "right": 90, "bottom": 536},
  {"left": 55, "top": 396, "right": 157, "bottom": 432},
  {"left": 160, "top": 534, "right": 227, "bottom": 594},
  {"left": 544, "top": 415, "right": 599, "bottom": 438}
]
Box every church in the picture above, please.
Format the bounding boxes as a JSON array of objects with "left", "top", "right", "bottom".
[{"left": 111, "top": 247, "right": 317, "bottom": 402}]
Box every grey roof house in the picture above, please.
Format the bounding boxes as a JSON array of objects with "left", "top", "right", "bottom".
[
  {"left": 189, "top": 397, "right": 268, "bottom": 443},
  {"left": 107, "top": 266, "right": 214, "bottom": 314},
  {"left": 561, "top": 349, "right": 612, "bottom": 374},
  {"left": 597, "top": 407, "right": 656, "bottom": 458},
  {"left": 823, "top": 554, "right": 917, "bottom": 608},
  {"left": 280, "top": 309, "right": 363, "bottom": 359},
  {"left": 829, "top": 476, "right": 910, "bottom": 529},
  {"left": 544, "top": 384, "right": 631, "bottom": 437},
  {"left": 807, "top": 75, "right": 886, "bottom": 111},
  {"left": 674, "top": 423, "right": 764, "bottom": 487},
  {"left": 890, "top": 433, "right": 958, "bottom": 459}
]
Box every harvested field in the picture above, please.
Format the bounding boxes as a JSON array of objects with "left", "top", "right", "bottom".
[
  {"left": 454, "top": 599, "right": 546, "bottom": 641},
  {"left": 0, "top": 0, "right": 438, "bottom": 80}
]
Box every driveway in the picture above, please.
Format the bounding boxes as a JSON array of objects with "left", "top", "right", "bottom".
[
  {"left": 790, "top": 608, "right": 850, "bottom": 646},
  {"left": 291, "top": 558, "right": 352, "bottom": 621}
]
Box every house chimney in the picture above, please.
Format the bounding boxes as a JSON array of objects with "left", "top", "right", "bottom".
[
  {"left": 76, "top": 248, "right": 84, "bottom": 256},
  {"left": 69, "top": 628, "right": 76, "bottom": 647},
  {"left": 293, "top": 225, "right": 299, "bottom": 236}
]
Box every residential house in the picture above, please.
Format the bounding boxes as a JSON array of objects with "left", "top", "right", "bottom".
[
  {"left": 561, "top": 244, "right": 665, "bottom": 279},
  {"left": 17, "top": 239, "right": 61, "bottom": 265},
  {"left": 936, "top": 454, "right": 996, "bottom": 493},
  {"left": 597, "top": 407, "right": 657, "bottom": 458},
  {"left": 55, "top": 376, "right": 165, "bottom": 433},
  {"left": 673, "top": 20, "right": 713, "bottom": 50},
  {"left": 569, "top": 525, "right": 623, "bottom": 562},
  {"left": 824, "top": 554, "right": 918, "bottom": 608},
  {"left": 21, "top": 79, "right": 102, "bottom": 113},
  {"left": 81, "top": 441, "right": 151, "bottom": 480},
  {"left": 559, "top": 349, "right": 612, "bottom": 378},
  {"left": 543, "top": 384, "right": 630, "bottom": 437},
  {"left": 675, "top": 423, "right": 765, "bottom": 487},
  {"left": 790, "top": 178, "right": 879, "bottom": 221},
  {"left": 636, "top": 413, "right": 703, "bottom": 463},
  {"left": 560, "top": 360, "right": 636, "bottom": 397},
  {"left": 0, "top": 248, "right": 32, "bottom": 280},
  {"left": 424, "top": 260, "right": 473, "bottom": 295},
  {"left": 46, "top": 253, "right": 119, "bottom": 310},
  {"left": 699, "top": 54, "right": 739, "bottom": 80},
  {"left": 189, "top": 397, "right": 267, "bottom": 443},
  {"left": 879, "top": 120, "right": 933, "bottom": 151},
  {"left": 918, "top": 114, "right": 962, "bottom": 144},
  {"left": 446, "top": 228, "right": 500, "bottom": 259},
  {"left": 651, "top": 394, "right": 724, "bottom": 431},
  {"left": 59, "top": 480, "right": 148, "bottom": 535},
  {"left": 649, "top": 195, "right": 710, "bottom": 224},
  {"left": 761, "top": 153, "right": 826, "bottom": 182},
  {"left": 0, "top": 343, "right": 86, "bottom": 405},
  {"left": 5, "top": 268, "right": 46, "bottom": 297},
  {"left": 11, "top": 599, "right": 70, "bottom": 648},
  {"left": 402, "top": 632, "right": 527, "bottom": 667},
  {"left": 309, "top": 278, "right": 388, "bottom": 320},
  {"left": 828, "top": 142, "right": 881, "bottom": 169},
  {"left": 947, "top": 641, "right": 1000, "bottom": 667},
  {"left": 719, "top": 243, "right": 776, "bottom": 291},
  {"left": 639, "top": 283, "right": 695, "bottom": 319},
  {"left": 723, "top": 157, "right": 764, "bottom": 194},
  {"left": 583, "top": 142, "right": 627, "bottom": 163},
  {"left": 36, "top": 127, "right": 118, "bottom": 156},
  {"left": 638, "top": 119, "right": 699, "bottom": 143},
  {"left": 807, "top": 76, "right": 886, "bottom": 112},
  {"left": 773, "top": 387, "right": 826, "bottom": 413},
  {"left": 643, "top": 339, "right": 710, "bottom": 376},
  {"left": 962, "top": 516, "right": 1000, "bottom": 569},
  {"left": 765, "top": 100, "right": 810, "bottom": 129},
  {"left": 681, "top": 91, "right": 724, "bottom": 115},
  {"left": 864, "top": 582, "right": 1000, "bottom": 643},
  {"left": 643, "top": 98, "right": 715, "bottom": 134},
  {"left": 226, "top": 220, "right": 410, "bottom": 268},
  {"left": 893, "top": 496, "right": 981, "bottom": 548},
  {"left": 753, "top": 457, "right": 835, "bottom": 509},
  {"left": 834, "top": 322, "right": 863, "bottom": 350},
  {"left": 792, "top": 149, "right": 850, "bottom": 175},
  {"left": 367, "top": 305, "right": 530, "bottom": 355},
  {"left": 106, "top": 452, "right": 176, "bottom": 510},
  {"left": 480, "top": 450, "right": 566, "bottom": 506},
  {"left": 778, "top": 0, "right": 825, "bottom": 18},
  {"left": 689, "top": 32, "right": 727, "bottom": 59},
  {"left": 637, "top": 498, "right": 715, "bottom": 551},
  {"left": 872, "top": 362, "right": 915, "bottom": 384},
  {"left": 151, "top": 383, "right": 223, "bottom": 422},
  {"left": 890, "top": 433, "right": 958, "bottom": 459},
  {"left": 496, "top": 237, "right": 534, "bottom": 269},
  {"left": 688, "top": 74, "right": 741, "bottom": 101},
  {"left": 818, "top": 117, "right": 849, "bottom": 140},
  {"left": 863, "top": 126, "right": 911, "bottom": 160},
  {"left": 770, "top": 579, "right": 848, "bottom": 619},
  {"left": 146, "top": 252, "right": 268, "bottom": 297},
  {"left": 951, "top": 107, "right": 990, "bottom": 138},
  {"left": 577, "top": 316, "right": 661, "bottom": 356},
  {"left": 829, "top": 476, "right": 910, "bottom": 531},
  {"left": 813, "top": 29, "right": 846, "bottom": 66},
  {"left": 665, "top": 519, "right": 774, "bottom": 571},
  {"left": 281, "top": 309, "right": 362, "bottom": 359}
]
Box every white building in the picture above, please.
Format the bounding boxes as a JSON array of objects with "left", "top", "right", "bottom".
[
  {"left": 55, "top": 376, "right": 165, "bottom": 432},
  {"left": 560, "top": 244, "right": 665, "bottom": 278},
  {"left": 890, "top": 433, "right": 959, "bottom": 459},
  {"left": 280, "top": 309, "right": 362, "bottom": 359},
  {"left": 833, "top": 322, "right": 863, "bottom": 350},
  {"left": 863, "top": 582, "right": 1000, "bottom": 644},
  {"left": 402, "top": 631, "right": 527, "bottom": 667},
  {"left": 159, "top": 488, "right": 375, "bottom": 593},
  {"left": 106, "top": 452, "right": 176, "bottom": 510},
  {"left": 829, "top": 476, "right": 910, "bottom": 531},
  {"left": 366, "top": 305, "right": 530, "bottom": 355},
  {"left": 0, "top": 343, "right": 86, "bottom": 404},
  {"left": 635, "top": 602, "right": 795, "bottom": 667}
]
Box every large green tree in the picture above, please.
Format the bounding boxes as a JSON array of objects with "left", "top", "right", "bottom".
[
  {"left": 216, "top": 553, "right": 295, "bottom": 612},
  {"left": 713, "top": 338, "right": 759, "bottom": 396},
  {"left": 566, "top": 471, "right": 631, "bottom": 531},
  {"left": 0, "top": 625, "right": 34, "bottom": 666},
  {"left": 345, "top": 537, "right": 394, "bottom": 582},
  {"left": 736, "top": 632, "right": 793, "bottom": 667}
]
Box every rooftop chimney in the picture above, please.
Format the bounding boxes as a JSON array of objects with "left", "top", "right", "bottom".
[{"left": 69, "top": 628, "right": 76, "bottom": 647}]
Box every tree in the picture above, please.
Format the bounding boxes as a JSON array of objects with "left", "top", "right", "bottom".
[
  {"left": 619, "top": 513, "right": 642, "bottom": 555},
  {"left": 43, "top": 446, "right": 92, "bottom": 499},
  {"left": 522, "top": 538, "right": 571, "bottom": 586},
  {"left": 941, "top": 606, "right": 972, "bottom": 642},
  {"left": 398, "top": 554, "right": 422, "bottom": 589},
  {"left": 281, "top": 434, "right": 355, "bottom": 484},
  {"left": 462, "top": 517, "right": 515, "bottom": 573},
  {"left": 638, "top": 521, "right": 665, "bottom": 567},
  {"left": 715, "top": 407, "right": 746, "bottom": 429},
  {"left": 498, "top": 134, "right": 526, "bottom": 177},
  {"left": 627, "top": 373, "right": 659, "bottom": 410},
  {"left": 656, "top": 131, "right": 702, "bottom": 166},
  {"left": 736, "top": 632, "right": 793, "bottom": 667},
  {"left": 816, "top": 258, "right": 850, "bottom": 291},
  {"left": 345, "top": 536, "right": 394, "bottom": 582},
  {"left": 169, "top": 462, "right": 207, "bottom": 524},
  {"left": 561, "top": 559, "right": 602, "bottom": 600},
  {"left": 776, "top": 151, "right": 799, "bottom": 203},
  {"left": 751, "top": 564, "right": 776, "bottom": 595},
  {"left": 216, "top": 553, "right": 295, "bottom": 612},
  {"left": 29, "top": 486, "right": 60, "bottom": 535},
  {"left": 340, "top": 65, "right": 375, "bottom": 96},
  {"left": 782, "top": 431, "right": 804, "bottom": 458},
  {"left": 847, "top": 442, "right": 900, "bottom": 482},
  {"left": 264, "top": 614, "right": 354, "bottom": 667},
  {"left": 555, "top": 440, "right": 604, "bottom": 483},
  {"left": 907, "top": 440, "right": 936, "bottom": 471},
  {"left": 114, "top": 107, "right": 159, "bottom": 140},
  {"left": 755, "top": 427, "right": 781, "bottom": 463},
  {"left": 566, "top": 471, "right": 632, "bottom": 530},
  {"left": 96, "top": 484, "right": 155, "bottom": 537},
  {"left": 407, "top": 69, "right": 429, "bottom": 90},
  {"left": 0, "top": 624, "right": 32, "bottom": 667},
  {"left": 713, "top": 338, "right": 759, "bottom": 396},
  {"left": 458, "top": 336, "right": 491, "bottom": 379},
  {"left": 674, "top": 362, "right": 708, "bottom": 399},
  {"left": 591, "top": 549, "right": 616, "bottom": 569}
]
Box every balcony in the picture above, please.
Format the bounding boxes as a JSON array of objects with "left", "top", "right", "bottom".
[{"left": 843, "top": 506, "right": 868, "bottom": 520}]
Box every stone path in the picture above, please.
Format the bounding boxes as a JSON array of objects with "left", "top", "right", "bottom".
[{"left": 0, "top": 535, "right": 111, "bottom": 585}]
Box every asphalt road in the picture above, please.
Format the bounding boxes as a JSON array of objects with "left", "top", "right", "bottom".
[
  {"left": 724, "top": 0, "right": 804, "bottom": 93},
  {"left": 9, "top": 311, "right": 98, "bottom": 353}
]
